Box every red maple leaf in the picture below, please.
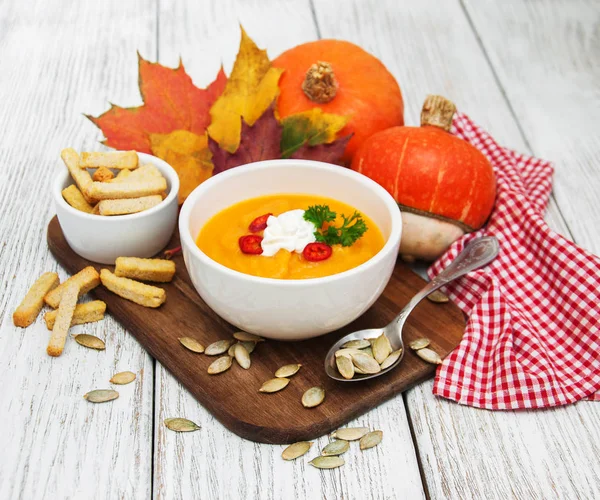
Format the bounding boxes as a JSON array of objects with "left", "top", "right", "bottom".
[
  {"left": 208, "top": 105, "right": 283, "bottom": 175},
  {"left": 87, "top": 53, "right": 226, "bottom": 153}
]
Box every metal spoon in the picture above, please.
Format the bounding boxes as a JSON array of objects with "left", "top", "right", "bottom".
[{"left": 324, "top": 236, "right": 500, "bottom": 381}]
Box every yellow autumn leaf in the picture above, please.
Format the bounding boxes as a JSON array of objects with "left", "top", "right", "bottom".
[
  {"left": 280, "top": 109, "right": 349, "bottom": 158},
  {"left": 150, "top": 130, "right": 213, "bottom": 204},
  {"left": 208, "top": 27, "right": 284, "bottom": 153}
]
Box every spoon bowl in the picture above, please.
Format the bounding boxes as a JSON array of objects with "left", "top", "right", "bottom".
[{"left": 324, "top": 236, "right": 500, "bottom": 382}]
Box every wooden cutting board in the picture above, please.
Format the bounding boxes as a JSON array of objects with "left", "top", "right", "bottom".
[{"left": 47, "top": 216, "right": 465, "bottom": 444}]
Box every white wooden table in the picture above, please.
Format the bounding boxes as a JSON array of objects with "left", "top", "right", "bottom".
[{"left": 1, "top": 0, "right": 599, "bottom": 498}]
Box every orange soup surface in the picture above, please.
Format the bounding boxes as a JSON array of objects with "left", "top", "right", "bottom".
[{"left": 197, "top": 194, "right": 385, "bottom": 279}]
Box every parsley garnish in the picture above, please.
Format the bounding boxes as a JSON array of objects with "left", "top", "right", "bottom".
[{"left": 304, "top": 205, "right": 368, "bottom": 247}]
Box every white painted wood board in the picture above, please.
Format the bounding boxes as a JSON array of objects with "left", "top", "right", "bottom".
[
  {"left": 0, "top": 0, "right": 156, "bottom": 498},
  {"left": 312, "top": 0, "right": 600, "bottom": 498}
]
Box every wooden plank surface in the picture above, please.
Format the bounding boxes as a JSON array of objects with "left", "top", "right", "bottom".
[
  {"left": 154, "top": 0, "right": 425, "bottom": 496},
  {"left": 0, "top": 1, "right": 155, "bottom": 498},
  {"left": 463, "top": 0, "right": 600, "bottom": 254},
  {"left": 311, "top": 0, "right": 600, "bottom": 498}
]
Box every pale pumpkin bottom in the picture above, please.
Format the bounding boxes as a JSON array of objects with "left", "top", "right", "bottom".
[
  {"left": 196, "top": 194, "right": 385, "bottom": 279},
  {"left": 399, "top": 211, "right": 465, "bottom": 262}
]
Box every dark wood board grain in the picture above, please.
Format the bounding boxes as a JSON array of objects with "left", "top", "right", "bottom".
[{"left": 47, "top": 216, "right": 465, "bottom": 444}]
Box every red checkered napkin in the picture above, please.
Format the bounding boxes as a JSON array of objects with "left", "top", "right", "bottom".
[{"left": 427, "top": 112, "right": 600, "bottom": 409}]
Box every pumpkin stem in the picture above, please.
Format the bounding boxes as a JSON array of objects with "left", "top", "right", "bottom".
[
  {"left": 302, "top": 61, "right": 339, "bottom": 104},
  {"left": 420, "top": 95, "right": 456, "bottom": 132}
]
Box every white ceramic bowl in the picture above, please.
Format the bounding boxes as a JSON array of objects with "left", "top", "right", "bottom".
[
  {"left": 179, "top": 160, "right": 402, "bottom": 341},
  {"left": 53, "top": 152, "right": 179, "bottom": 264}
]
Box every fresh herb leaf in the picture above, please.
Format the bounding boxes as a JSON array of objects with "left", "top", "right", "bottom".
[
  {"left": 303, "top": 205, "right": 337, "bottom": 230},
  {"left": 304, "top": 205, "right": 368, "bottom": 247},
  {"left": 338, "top": 211, "right": 368, "bottom": 246}
]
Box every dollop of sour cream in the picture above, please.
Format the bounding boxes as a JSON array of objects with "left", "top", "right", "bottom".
[{"left": 261, "top": 209, "right": 317, "bottom": 257}]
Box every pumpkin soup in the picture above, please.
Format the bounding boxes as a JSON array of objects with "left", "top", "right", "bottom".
[{"left": 197, "top": 194, "right": 385, "bottom": 279}]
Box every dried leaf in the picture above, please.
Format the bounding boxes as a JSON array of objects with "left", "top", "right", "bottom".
[
  {"left": 208, "top": 27, "right": 284, "bottom": 153},
  {"left": 280, "top": 109, "right": 348, "bottom": 158},
  {"left": 150, "top": 130, "right": 213, "bottom": 203},
  {"left": 290, "top": 134, "right": 352, "bottom": 165},
  {"left": 164, "top": 417, "right": 201, "bottom": 432},
  {"left": 209, "top": 105, "right": 282, "bottom": 174},
  {"left": 88, "top": 54, "right": 226, "bottom": 153}
]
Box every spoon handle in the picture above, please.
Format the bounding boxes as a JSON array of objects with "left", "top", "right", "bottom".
[{"left": 392, "top": 236, "right": 500, "bottom": 326}]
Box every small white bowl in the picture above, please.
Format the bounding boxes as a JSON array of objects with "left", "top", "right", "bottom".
[
  {"left": 53, "top": 152, "right": 179, "bottom": 264},
  {"left": 179, "top": 160, "right": 402, "bottom": 341}
]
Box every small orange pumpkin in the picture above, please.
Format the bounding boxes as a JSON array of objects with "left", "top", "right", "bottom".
[
  {"left": 351, "top": 95, "right": 496, "bottom": 261},
  {"left": 273, "top": 40, "right": 404, "bottom": 162}
]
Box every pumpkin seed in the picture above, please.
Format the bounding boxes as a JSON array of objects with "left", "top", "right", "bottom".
[
  {"left": 380, "top": 349, "right": 403, "bottom": 370},
  {"left": 353, "top": 365, "right": 367, "bottom": 375},
  {"left": 360, "top": 430, "right": 383, "bottom": 450},
  {"left": 240, "top": 341, "right": 257, "bottom": 354},
  {"left": 351, "top": 353, "right": 381, "bottom": 374},
  {"left": 281, "top": 441, "right": 313, "bottom": 460},
  {"left": 409, "top": 338, "right": 430, "bottom": 350},
  {"left": 233, "top": 331, "right": 264, "bottom": 342},
  {"left": 179, "top": 337, "right": 205, "bottom": 353},
  {"left": 259, "top": 378, "right": 290, "bottom": 393},
  {"left": 84, "top": 389, "right": 119, "bottom": 403},
  {"left": 110, "top": 371, "right": 136, "bottom": 385},
  {"left": 321, "top": 440, "right": 349, "bottom": 456},
  {"left": 332, "top": 427, "right": 369, "bottom": 441},
  {"left": 309, "top": 456, "right": 344, "bottom": 469},
  {"left": 416, "top": 347, "right": 443, "bottom": 365},
  {"left": 427, "top": 290, "right": 449, "bottom": 303},
  {"left": 164, "top": 418, "right": 201, "bottom": 432},
  {"left": 207, "top": 355, "right": 233, "bottom": 374},
  {"left": 205, "top": 339, "right": 233, "bottom": 356},
  {"left": 74, "top": 334, "right": 105, "bottom": 350},
  {"left": 275, "top": 364, "right": 302, "bottom": 378},
  {"left": 335, "top": 348, "right": 362, "bottom": 358},
  {"left": 302, "top": 387, "right": 325, "bottom": 408},
  {"left": 229, "top": 341, "right": 258, "bottom": 356},
  {"left": 362, "top": 346, "right": 374, "bottom": 358},
  {"left": 372, "top": 333, "right": 392, "bottom": 364},
  {"left": 227, "top": 343, "right": 236, "bottom": 356},
  {"left": 341, "top": 339, "right": 371, "bottom": 349},
  {"left": 336, "top": 355, "right": 355, "bottom": 379},
  {"left": 233, "top": 343, "right": 251, "bottom": 369}
]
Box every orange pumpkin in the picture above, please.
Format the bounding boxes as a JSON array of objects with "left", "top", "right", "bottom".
[
  {"left": 273, "top": 40, "right": 404, "bottom": 162},
  {"left": 351, "top": 95, "right": 496, "bottom": 260}
]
